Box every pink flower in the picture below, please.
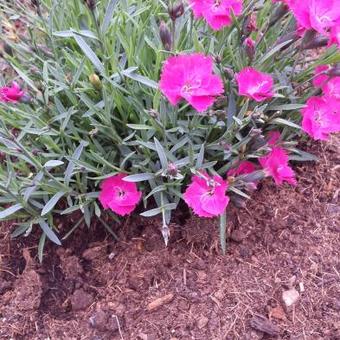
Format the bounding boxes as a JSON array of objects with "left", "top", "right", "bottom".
[
  {"left": 312, "top": 65, "right": 331, "bottom": 88},
  {"left": 267, "top": 131, "right": 281, "bottom": 145},
  {"left": 189, "top": 0, "right": 243, "bottom": 31},
  {"left": 288, "top": 0, "right": 340, "bottom": 35},
  {"left": 183, "top": 172, "right": 229, "bottom": 218},
  {"left": 236, "top": 67, "right": 274, "bottom": 102},
  {"left": 329, "top": 23, "right": 340, "bottom": 48},
  {"left": 259, "top": 148, "right": 296, "bottom": 186},
  {"left": 99, "top": 174, "right": 142, "bottom": 216},
  {"left": 322, "top": 77, "right": 340, "bottom": 100},
  {"left": 301, "top": 96, "right": 340, "bottom": 140},
  {"left": 159, "top": 53, "right": 224, "bottom": 112},
  {"left": 227, "top": 160, "right": 256, "bottom": 177},
  {"left": 0, "top": 82, "right": 25, "bottom": 103}
]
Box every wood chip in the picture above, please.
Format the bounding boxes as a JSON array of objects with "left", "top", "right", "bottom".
[
  {"left": 250, "top": 315, "right": 279, "bottom": 337},
  {"left": 147, "top": 294, "right": 174, "bottom": 311}
]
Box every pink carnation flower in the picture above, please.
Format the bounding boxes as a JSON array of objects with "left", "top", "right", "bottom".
[
  {"left": 227, "top": 160, "right": 256, "bottom": 177},
  {"left": 267, "top": 131, "right": 281, "bottom": 145},
  {"left": 189, "top": 0, "right": 243, "bottom": 31},
  {"left": 99, "top": 174, "right": 142, "bottom": 216},
  {"left": 312, "top": 65, "right": 331, "bottom": 88},
  {"left": 329, "top": 24, "right": 340, "bottom": 48},
  {"left": 159, "top": 53, "right": 224, "bottom": 112},
  {"left": 259, "top": 148, "right": 296, "bottom": 186},
  {"left": 183, "top": 172, "right": 229, "bottom": 218},
  {"left": 236, "top": 67, "right": 274, "bottom": 102},
  {"left": 301, "top": 96, "right": 340, "bottom": 140},
  {"left": 322, "top": 77, "right": 340, "bottom": 100},
  {"left": 288, "top": 0, "right": 340, "bottom": 35},
  {"left": 0, "top": 82, "right": 25, "bottom": 103}
]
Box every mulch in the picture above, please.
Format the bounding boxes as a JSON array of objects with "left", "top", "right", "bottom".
[{"left": 0, "top": 137, "right": 339, "bottom": 340}]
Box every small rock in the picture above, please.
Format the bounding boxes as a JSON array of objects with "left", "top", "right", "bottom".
[
  {"left": 269, "top": 305, "right": 286, "bottom": 321},
  {"left": 197, "top": 316, "right": 209, "bottom": 329},
  {"left": 230, "top": 229, "right": 246, "bottom": 243},
  {"left": 90, "top": 310, "right": 108, "bottom": 331},
  {"left": 282, "top": 288, "right": 300, "bottom": 307},
  {"left": 196, "top": 270, "right": 207, "bottom": 281},
  {"left": 82, "top": 245, "right": 106, "bottom": 261},
  {"left": 250, "top": 315, "right": 279, "bottom": 337},
  {"left": 71, "top": 289, "right": 94, "bottom": 311},
  {"left": 147, "top": 293, "right": 174, "bottom": 311}
]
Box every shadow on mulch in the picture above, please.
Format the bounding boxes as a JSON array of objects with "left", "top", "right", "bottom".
[{"left": 0, "top": 137, "right": 339, "bottom": 340}]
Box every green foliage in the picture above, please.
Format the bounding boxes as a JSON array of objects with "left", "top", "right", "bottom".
[{"left": 0, "top": 0, "right": 338, "bottom": 257}]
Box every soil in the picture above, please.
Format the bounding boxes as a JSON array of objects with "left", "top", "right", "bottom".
[{"left": 0, "top": 137, "right": 339, "bottom": 340}]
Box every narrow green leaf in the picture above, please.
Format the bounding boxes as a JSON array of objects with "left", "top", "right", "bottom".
[
  {"left": 41, "top": 192, "right": 65, "bottom": 216},
  {"left": 219, "top": 210, "right": 227, "bottom": 255},
  {"left": 124, "top": 173, "right": 155, "bottom": 182},
  {"left": 38, "top": 220, "right": 61, "bottom": 245},
  {"left": 38, "top": 233, "right": 46, "bottom": 263},
  {"left": 154, "top": 138, "right": 168, "bottom": 169},
  {"left": 0, "top": 203, "right": 23, "bottom": 219},
  {"left": 102, "top": 0, "right": 119, "bottom": 33}
]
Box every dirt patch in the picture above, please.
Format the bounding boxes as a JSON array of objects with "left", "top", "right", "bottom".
[{"left": 0, "top": 137, "right": 339, "bottom": 339}]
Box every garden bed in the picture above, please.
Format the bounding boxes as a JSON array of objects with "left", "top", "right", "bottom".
[{"left": 0, "top": 137, "right": 339, "bottom": 339}]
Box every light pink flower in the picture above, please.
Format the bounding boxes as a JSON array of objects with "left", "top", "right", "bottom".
[
  {"left": 322, "top": 77, "right": 340, "bottom": 100},
  {"left": 259, "top": 148, "right": 296, "bottom": 186},
  {"left": 312, "top": 65, "right": 331, "bottom": 88},
  {"left": 236, "top": 67, "right": 274, "bottom": 102},
  {"left": 267, "top": 131, "right": 281, "bottom": 145},
  {"left": 329, "top": 23, "right": 340, "bottom": 48},
  {"left": 189, "top": 0, "right": 243, "bottom": 31},
  {"left": 0, "top": 82, "right": 25, "bottom": 103},
  {"left": 159, "top": 53, "right": 224, "bottom": 112},
  {"left": 288, "top": 0, "right": 340, "bottom": 35},
  {"left": 99, "top": 174, "right": 142, "bottom": 216},
  {"left": 183, "top": 172, "right": 229, "bottom": 218},
  {"left": 301, "top": 96, "right": 340, "bottom": 140},
  {"left": 227, "top": 160, "right": 256, "bottom": 177}
]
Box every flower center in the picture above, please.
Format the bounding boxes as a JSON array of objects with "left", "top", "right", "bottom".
[{"left": 115, "top": 187, "right": 126, "bottom": 198}]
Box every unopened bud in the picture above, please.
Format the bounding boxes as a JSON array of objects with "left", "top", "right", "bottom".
[
  {"left": 302, "top": 36, "right": 329, "bottom": 50},
  {"left": 168, "top": 2, "right": 184, "bottom": 21},
  {"left": 269, "top": 3, "right": 289, "bottom": 27},
  {"left": 214, "top": 55, "right": 222, "bottom": 64},
  {"left": 89, "top": 73, "right": 102, "bottom": 90},
  {"left": 242, "top": 14, "right": 257, "bottom": 36},
  {"left": 223, "top": 67, "right": 234, "bottom": 80},
  {"left": 230, "top": 194, "right": 246, "bottom": 209},
  {"left": 328, "top": 64, "right": 340, "bottom": 77},
  {"left": 159, "top": 21, "right": 172, "bottom": 51},
  {"left": 20, "top": 94, "right": 32, "bottom": 103},
  {"left": 243, "top": 37, "right": 255, "bottom": 61},
  {"left": 167, "top": 162, "right": 178, "bottom": 177},
  {"left": 274, "top": 31, "right": 299, "bottom": 50},
  {"left": 84, "top": 0, "right": 96, "bottom": 11}
]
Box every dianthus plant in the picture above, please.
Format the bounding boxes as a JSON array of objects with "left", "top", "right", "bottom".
[{"left": 0, "top": 0, "right": 339, "bottom": 259}]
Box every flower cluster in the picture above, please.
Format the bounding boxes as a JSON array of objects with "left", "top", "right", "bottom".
[{"left": 301, "top": 65, "right": 340, "bottom": 140}]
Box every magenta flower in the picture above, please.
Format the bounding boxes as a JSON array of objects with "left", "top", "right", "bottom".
[
  {"left": 322, "top": 77, "right": 340, "bottom": 100},
  {"left": 329, "top": 23, "right": 340, "bottom": 48},
  {"left": 301, "top": 96, "right": 340, "bottom": 140},
  {"left": 183, "top": 172, "right": 229, "bottom": 218},
  {"left": 227, "top": 160, "right": 256, "bottom": 177},
  {"left": 0, "top": 82, "right": 25, "bottom": 103},
  {"left": 236, "top": 67, "right": 274, "bottom": 102},
  {"left": 159, "top": 53, "right": 224, "bottom": 112},
  {"left": 259, "top": 148, "right": 296, "bottom": 186},
  {"left": 312, "top": 65, "right": 331, "bottom": 88},
  {"left": 189, "top": 0, "right": 243, "bottom": 31},
  {"left": 267, "top": 131, "right": 281, "bottom": 145},
  {"left": 288, "top": 0, "right": 340, "bottom": 35},
  {"left": 99, "top": 174, "right": 142, "bottom": 216}
]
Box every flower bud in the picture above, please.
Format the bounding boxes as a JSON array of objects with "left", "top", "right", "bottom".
[
  {"left": 242, "top": 14, "right": 257, "bottom": 36},
  {"left": 159, "top": 21, "right": 172, "bottom": 51},
  {"left": 167, "top": 162, "right": 178, "bottom": 177},
  {"left": 89, "top": 73, "right": 102, "bottom": 90},
  {"left": 168, "top": 2, "right": 184, "bottom": 21},
  {"left": 302, "top": 36, "right": 329, "bottom": 50},
  {"left": 84, "top": 0, "right": 96, "bottom": 11},
  {"left": 328, "top": 64, "right": 340, "bottom": 77},
  {"left": 223, "top": 67, "right": 234, "bottom": 80},
  {"left": 243, "top": 37, "right": 255, "bottom": 61},
  {"left": 269, "top": 3, "right": 289, "bottom": 27}
]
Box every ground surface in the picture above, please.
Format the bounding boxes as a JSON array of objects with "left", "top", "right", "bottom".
[{"left": 0, "top": 137, "right": 339, "bottom": 340}]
